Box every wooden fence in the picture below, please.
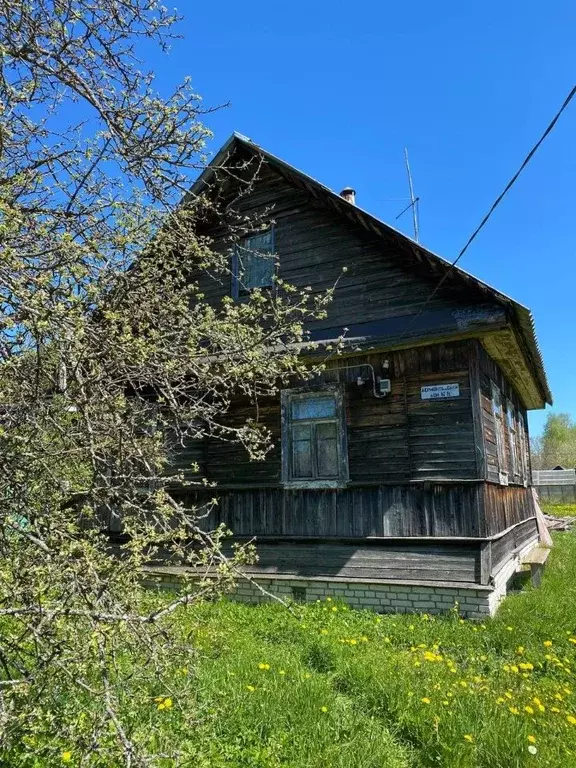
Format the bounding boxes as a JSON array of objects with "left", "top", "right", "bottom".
[{"left": 532, "top": 469, "right": 576, "bottom": 504}]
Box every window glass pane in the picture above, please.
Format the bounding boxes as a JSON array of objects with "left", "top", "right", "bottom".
[
  {"left": 292, "top": 423, "right": 312, "bottom": 441},
  {"left": 292, "top": 423, "right": 313, "bottom": 478},
  {"left": 291, "top": 396, "right": 336, "bottom": 420},
  {"left": 316, "top": 434, "right": 338, "bottom": 478},
  {"left": 316, "top": 422, "right": 337, "bottom": 440},
  {"left": 239, "top": 252, "right": 275, "bottom": 291},
  {"left": 244, "top": 230, "right": 273, "bottom": 253}
]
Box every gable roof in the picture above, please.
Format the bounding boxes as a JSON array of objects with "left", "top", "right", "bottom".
[{"left": 189, "top": 132, "right": 552, "bottom": 408}]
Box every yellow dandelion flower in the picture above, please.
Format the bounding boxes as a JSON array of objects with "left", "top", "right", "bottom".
[
  {"left": 61, "top": 753, "right": 72, "bottom": 764},
  {"left": 544, "top": 640, "right": 553, "bottom": 647},
  {"left": 532, "top": 697, "right": 542, "bottom": 706},
  {"left": 459, "top": 681, "right": 468, "bottom": 688},
  {"left": 567, "top": 715, "right": 576, "bottom": 725},
  {"left": 463, "top": 734, "right": 474, "bottom": 743},
  {"left": 496, "top": 697, "right": 505, "bottom": 704},
  {"left": 246, "top": 685, "right": 255, "bottom": 692},
  {"left": 331, "top": 606, "right": 338, "bottom": 612},
  {"left": 564, "top": 688, "right": 573, "bottom": 695},
  {"left": 505, "top": 692, "right": 513, "bottom": 699},
  {"left": 320, "top": 706, "right": 328, "bottom": 713},
  {"left": 258, "top": 663, "right": 271, "bottom": 671},
  {"left": 320, "top": 629, "right": 328, "bottom": 635},
  {"left": 569, "top": 637, "right": 576, "bottom": 645},
  {"left": 506, "top": 626, "right": 514, "bottom": 632},
  {"left": 349, "top": 639, "right": 357, "bottom": 646},
  {"left": 524, "top": 706, "right": 534, "bottom": 715},
  {"left": 516, "top": 646, "right": 525, "bottom": 655},
  {"left": 360, "top": 636, "right": 369, "bottom": 643},
  {"left": 157, "top": 702, "right": 165, "bottom": 710},
  {"left": 326, "top": 597, "right": 332, "bottom": 601},
  {"left": 528, "top": 735, "right": 536, "bottom": 744},
  {"left": 442, "top": 700, "right": 449, "bottom": 706},
  {"left": 511, "top": 665, "right": 519, "bottom": 674},
  {"left": 421, "top": 697, "right": 431, "bottom": 704},
  {"left": 551, "top": 707, "right": 561, "bottom": 713},
  {"left": 509, "top": 706, "right": 520, "bottom": 715}
]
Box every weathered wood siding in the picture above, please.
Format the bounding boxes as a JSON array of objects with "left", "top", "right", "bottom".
[
  {"left": 490, "top": 517, "right": 539, "bottom": 577},
  {"left": 224, "top": 539, "right": 481, "bottom": 584},
  {"left": 481, "top": 484, "right": 536, "bottom": 538},
  {"left": 193, "top": 162, "right": 506, "bottom": 346},
  {"left": 182, "top": 483, "right": 484, "bottom": 538},
  {"left": 172, "top": 340, "right": 479, "bottom": 489}
]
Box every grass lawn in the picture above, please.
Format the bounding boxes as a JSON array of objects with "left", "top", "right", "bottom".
[
  {"left": 540, "top": 502, "right": 576, "bottom": 517},
  {"left": 151, "top": 533, "right": 576, "bottom": 767},
  {"left": 12, "top": 532, "right": 576, "bottom": 767}
]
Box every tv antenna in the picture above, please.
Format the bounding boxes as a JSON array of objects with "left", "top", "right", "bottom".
[{"left": 395, "top": 147, "right": 420, "bottom": 242}]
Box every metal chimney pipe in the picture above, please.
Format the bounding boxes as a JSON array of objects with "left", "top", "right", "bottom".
[{"left": 339, "top": 186, "right": 356, "bottom": 205}]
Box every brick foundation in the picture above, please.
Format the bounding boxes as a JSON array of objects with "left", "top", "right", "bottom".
[{"left": 143, "top": 539, "right": 539, "bottom": 619}]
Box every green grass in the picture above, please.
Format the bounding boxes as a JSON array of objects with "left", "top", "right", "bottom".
[
  {"left": 540, "top": 502, "right": 576, "bottom": 517},
  {"left": 11, "top": 533, "right": 576, "bottom": 766}
]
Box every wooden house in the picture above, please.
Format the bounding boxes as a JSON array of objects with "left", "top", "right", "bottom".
[{"left": 153, "top": 133, "right": 552, "bottom": 617}]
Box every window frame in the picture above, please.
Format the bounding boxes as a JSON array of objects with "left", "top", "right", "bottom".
[
  {"left": 506, "top": 399, "right": 519, "bottom": 481},
  {"left": 231, "top": 226, "right": 276, "bottom": 299},
  {"left": 280, "top": 387, "right": 348, "bottom": 489},
  {"left": 491, "top": 382, "right": 508, "bottom": 486}
]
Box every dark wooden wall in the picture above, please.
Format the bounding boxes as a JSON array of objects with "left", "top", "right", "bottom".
[
  {"left": 170, "top": 339, "right": 479, "bottom": 488},
  {"left": 228, "top": 539, "right": 481, "bottom": 585},
  {"left": 181, "top": 483, "right": 484, "bottom": 538},
  {"left": 193, "top": 162, "right": 505, "bottom": 345}
]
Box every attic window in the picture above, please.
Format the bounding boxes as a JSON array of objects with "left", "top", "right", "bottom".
[{"left": 232, "top": 228, "right": 275, "bottom": 298}]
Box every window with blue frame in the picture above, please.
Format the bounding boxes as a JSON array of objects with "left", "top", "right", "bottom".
[
  {"left": 232, "top": 228, "right": 275, "bottom": 297},
  {"left": 281, "top": 389, "right": 348, "bottom": 487}
]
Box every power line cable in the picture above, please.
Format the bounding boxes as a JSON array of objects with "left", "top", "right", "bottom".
[{"left": 396, "top": 83, "right": 576, "bottom": 340}]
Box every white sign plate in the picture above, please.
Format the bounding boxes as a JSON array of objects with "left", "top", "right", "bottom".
[{"left": 421, "top": 383, "right": 460, "bottom": 400}]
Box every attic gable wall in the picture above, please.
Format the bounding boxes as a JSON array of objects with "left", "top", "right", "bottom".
[{"left": 192, "top": 163, "right": 506, "bottom": 343}]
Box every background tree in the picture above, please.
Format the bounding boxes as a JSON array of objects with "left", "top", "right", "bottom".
[
  {"left": 530, "top": 413, "right": 576, "bottom": 470},
  {"left": 0, "top": 2, "right": 334, "bottom": 763}
]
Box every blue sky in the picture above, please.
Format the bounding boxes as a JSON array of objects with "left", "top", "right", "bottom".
[{"left": 155, "top": 0, "right": 574, "bottom": 435}]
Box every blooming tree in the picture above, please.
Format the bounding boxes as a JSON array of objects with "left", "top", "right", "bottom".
[{"left": 0, "top": 1, "right": 332, "bottom": 763}]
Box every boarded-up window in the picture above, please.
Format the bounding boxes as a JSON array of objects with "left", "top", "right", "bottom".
[
  {"left": 233, "top": 229, "right": 275, "bottom": 297},
  {"left": 281, "top": 390, "right": 348, "bottom": 486},
  {"left": 491, "top": 383, "right": 508, "bottom": 485},
  {"left": 507, "top": 400, "right": 518, "bottom": 480}
]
